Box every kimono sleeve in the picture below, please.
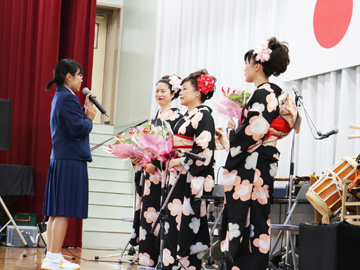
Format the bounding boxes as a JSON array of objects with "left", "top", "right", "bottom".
[{"left": 228, "top": 88, "right": 279, "bottom": 154}]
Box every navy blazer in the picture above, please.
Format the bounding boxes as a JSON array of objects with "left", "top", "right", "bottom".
[{"left": 50, "top": 86, "right": 93, "bottom": 161}]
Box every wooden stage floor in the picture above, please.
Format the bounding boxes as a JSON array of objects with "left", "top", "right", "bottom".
[{"left": 0, "top": 246, "right": 141, "bottom": 269}]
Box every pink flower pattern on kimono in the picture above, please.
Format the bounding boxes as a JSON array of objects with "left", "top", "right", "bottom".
[
  {"left": 204, "top": 175, "right": 215, "bottom": 193},
  {"left": 143, "top": 180, "right": 151, "bottom": 196},
  {"left": 253, "top": 169, "right": 263, "bottom": 187},
  {"left": 160, "top": 109, "right": 175, "bottom": 122},
  {"left": 182, "top": 198, "right": 195, "bottom": 216},
  {"left": 139, "top": 252, "right": 154, "bottom": 266},
  {"left": 144, "top": 207, "right": 158, "bottom": 224},
  {"left": 163, "top": 248, "right": 175, "bottom": 266},
  {"left": 251, "top": 185, "right": 269, "bottom": 205},
  {"left": 233, "top": 180, "right": 252, "bottom": 201},
  {"left": 245, "top": 114, "right": 270, "bottom": 141},
  {"left": 266, "top": 92, "right": 278, "bottom": 113},
  {"left": 189, "top": 242, "right": 208, "bottom": 255},
  {"left": 191, "top": 111, "right": 203, "bottom": 129},
  {"left": 149, "top": 172, "right": 161, "bottom": 184},
  {"left": 260, "top": 83, "right": 275, "bottom": 93},
  {"left": 247, "top": 139, "right": 263, "bottom": 153},
  {"left": 135, "top": 193, "right": 142, "bottom": 211},
  {"left": 178, "top": 257, "right": 196, "bottom": 270},
  {"left": 188, "top": 107, "right": 199, "bottom": 118},
  {"left": 195, "top": 130, "right": 212, "bottom": 149},
  {"left": 200, "top": 200, "right": 207, "bottom": 217},
  {"left": 195, "top": 148, "right": 213, "bottom": 167},
  {"left": 245, "top": 208, "right": 251, "bottom": 228},
  {"left": 220, "top": 231, "right": 230, "bottom": 252},
  {"left": 178, "top": 119, "right": 191, "bottom": 135},
  {"left": 253, "top": 234, "right": 270, "bottom": 254},
  {"left": 168, "top": 199, "right": 183, "bottom": 216},
  {"left": 229, "top": 223, "right": 241, "bottom": 240},
  {"left": 222, "top": 169, "right": 241, "bottom": 192}
]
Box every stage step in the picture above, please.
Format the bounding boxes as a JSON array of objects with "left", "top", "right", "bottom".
[{"left": 83, "top": 124, "right": 135, "bottom": 250}]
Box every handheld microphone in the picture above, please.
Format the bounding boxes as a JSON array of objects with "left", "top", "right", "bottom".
[
  {"left": 82, "top": 87, "right": 109, "bottom": 117},
  {"left": 320, "top": 128, "right": 339, "bottom": 139},
  {"left": 176, "top": 150, "right": 206, "bottom": 162}
]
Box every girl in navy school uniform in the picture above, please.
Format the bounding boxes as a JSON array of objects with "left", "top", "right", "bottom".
[{"left": 42, "top": 59, "right": 97, "bottom": 270}]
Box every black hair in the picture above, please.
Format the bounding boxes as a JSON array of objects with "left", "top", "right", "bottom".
[
  {"left": 46, "top": 59, "right": 83, "bottom": 90},
  {"left": 244, "top": 37, "right": 290, "bottom": 77},
  {"left": 156, "top": 75, "right": 181, "bottom": 100},
  {"left": 181, "top": 69, "right": 216, "bottom": 103}
]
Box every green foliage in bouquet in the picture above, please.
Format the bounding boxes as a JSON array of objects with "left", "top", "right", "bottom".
[{"left": 227, "top": 90, "right": 251, "bottom": 107}]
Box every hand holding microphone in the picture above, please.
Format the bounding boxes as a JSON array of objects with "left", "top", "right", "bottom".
[
  {"left": 82, "top": 87, "right": 109, "bottom": 117},
  {"left": 85, "top": 103, "right": 97, "bottom": 121}
]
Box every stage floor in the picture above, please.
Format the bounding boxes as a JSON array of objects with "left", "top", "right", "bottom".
[{"left": 0, "top": 246, "right": 140, "bottom": 269}]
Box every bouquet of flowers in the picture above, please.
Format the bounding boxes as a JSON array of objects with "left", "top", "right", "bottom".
[
  {"left": 132, "top": 120, "right": 174, "bottom": 163},
  {"left": 104, "top": 128, "right": 152, "bottom": 166},
  {"left": 213, "top": 87, "right": 251, "bottom": 119}
]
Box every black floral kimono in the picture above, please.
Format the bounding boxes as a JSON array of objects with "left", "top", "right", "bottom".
[
  {"left": 130, "top": 107, "right": 182, "bottom": 267},
  {"left": 220, "top": 83, "right": 282, "bottom": 270},
  {"left": 162, "top": 105, "right": 215, "bottom": 270}
]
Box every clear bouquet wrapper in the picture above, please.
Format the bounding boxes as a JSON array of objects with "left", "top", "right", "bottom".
[
  {"left": 213, "top": 87, "right": 250, "bottom": 120},
  {"left": 104, "top": 128, "right": 152, "bottom": 166},
  {"left": 131, "top": 120, "right": 174, "bottom": 163}
]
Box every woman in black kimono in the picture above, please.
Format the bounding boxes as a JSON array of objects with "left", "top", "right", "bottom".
[
  {"left": 220, "top": 37, "right": 290, "bottom": 270},
  {"left": 166, "top": 69, "right": 216, "bottom": 269},
  {"left": 130, "top": 75, "right": 182, "bottom": 267}
]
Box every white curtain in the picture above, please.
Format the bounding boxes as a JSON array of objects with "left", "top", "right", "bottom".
[{"left": 152, "top": 0, "right": 360, "bottom": 178}]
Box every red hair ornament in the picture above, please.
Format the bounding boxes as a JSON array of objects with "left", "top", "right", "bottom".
[{"left": 197, "top": 74, "right": 215, "bottom": 95}]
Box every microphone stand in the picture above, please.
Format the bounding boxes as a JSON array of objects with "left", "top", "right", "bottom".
[
  {"left": 281, "top": 86, "right": 337, "bottom": 268},
  {"left": 292, "top": 87, "right": 337, "bottom": 140},
  {"left": 151, "top": 155, "right": 193, "bottom": 270}
]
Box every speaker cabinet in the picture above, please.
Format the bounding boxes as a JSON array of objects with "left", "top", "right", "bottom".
[{"left": 0, "top": 99, "right": 12, "bottom": 150}]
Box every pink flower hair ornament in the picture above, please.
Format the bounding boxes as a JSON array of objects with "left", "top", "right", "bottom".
[
  {"left": 169, "top": 75, "right": 182, "bottom": 93},
  {"left": 197, "top": 74, "right": 215, "bottom": 95},
  {"left": 253, "top": 41, "right": 272, "bottom": 63}
]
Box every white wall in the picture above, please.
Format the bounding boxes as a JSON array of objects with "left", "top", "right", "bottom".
[{"left": 115, "top": 0, "right": 157, "bottom": 128}]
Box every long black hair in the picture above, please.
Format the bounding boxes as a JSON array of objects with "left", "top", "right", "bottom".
[{"left": 46, "top": 59, "right": 83, "bottom": 90}]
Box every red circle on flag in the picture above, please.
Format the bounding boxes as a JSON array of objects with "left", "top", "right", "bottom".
[{"left": 313, "top": 0, "right": 353, "bottom": 48}]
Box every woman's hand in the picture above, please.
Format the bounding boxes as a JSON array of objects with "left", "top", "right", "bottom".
[
  {"left": 85, "top": 104, "right": 97, "bottom": 121},
  {"left": 130, "top": 156, "right": 142, "bottom": 165},
  {"left": 85, "top": 92, "right": 96, "bottom": 108},
  {"left": 145, "top": 163, "right": 157, "bottom": 174},
  {"left": 228, "top": 118, "right": 236, "bottom": 130},
  {"left": 169, "top": 158, "right": 182, "bottom": 169}
]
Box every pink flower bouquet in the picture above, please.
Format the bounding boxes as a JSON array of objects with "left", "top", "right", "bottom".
[
  {"left": 213, "top": 87, "right": 251, "bottom": 119},
  {"left": 104, "top": 129, "right": 152, "bottom": 166},
  {"left": 132, "top": 121, "right": 173, "bottom": 163}
]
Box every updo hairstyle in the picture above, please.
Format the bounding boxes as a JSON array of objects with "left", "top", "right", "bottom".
[{"left": 244, "top": 37, "right": 290, "bottom": 77}]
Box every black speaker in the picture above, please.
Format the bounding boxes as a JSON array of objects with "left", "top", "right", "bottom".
[{"left": 0, "top": 99, "right": 12, "bottom": 150}]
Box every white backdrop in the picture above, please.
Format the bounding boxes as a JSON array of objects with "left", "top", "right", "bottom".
[{"left": 151, "top": 0, "right": 360, "bottom": 179}]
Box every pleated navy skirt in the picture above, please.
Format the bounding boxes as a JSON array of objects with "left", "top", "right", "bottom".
[{"left": 42, "top": 159, "right": 89, "bottom": 219}]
